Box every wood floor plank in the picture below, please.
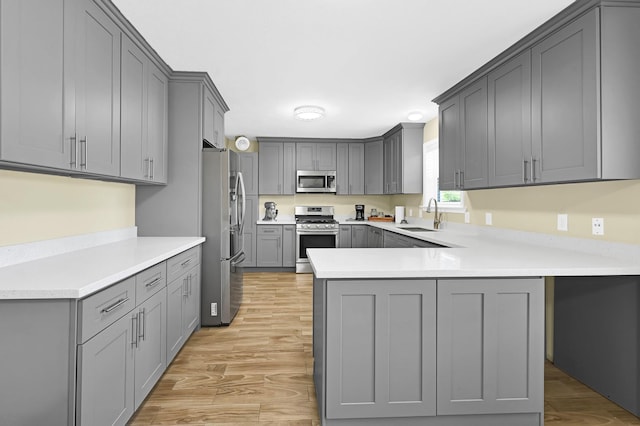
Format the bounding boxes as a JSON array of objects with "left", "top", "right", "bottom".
[{"left": 130, "top": 271, "right": 640, "bottom": 425}]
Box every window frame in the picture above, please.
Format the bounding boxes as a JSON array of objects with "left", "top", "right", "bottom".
[{"left": 421, "top": 138, "right": 465, "bottom": 213}]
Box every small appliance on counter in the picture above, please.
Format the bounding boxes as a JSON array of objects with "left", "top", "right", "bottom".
[
  {"left": 355, "top": 204, "right": 365, "bottom": 221},
  {"left": 263, "top": 202, "right": 278, "bottom": 221}
]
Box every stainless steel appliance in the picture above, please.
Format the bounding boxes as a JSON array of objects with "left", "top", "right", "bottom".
[
  {"left": 355, "top": 204, "right": 365, "bottom": 221},
  {"left": 263, "top": 201, "right": 278, "bottom": 221},
  {"left": 296, "top": 170, "right": 337, "bottom": 193},
  {"left": 295, "top": 206, "right": 339, "bottom": 273},
  {"left": 201, "top": 147, "right": 246, "bottom": 326}
]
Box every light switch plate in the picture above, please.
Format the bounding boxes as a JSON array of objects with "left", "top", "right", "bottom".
[
  {"left": 485, "top": 212, "right": 492, "bottom": 226},
  {"left": 557, "top": 214, "right": 568, "bottom": 231},
  {"left": 464, "top": 212, "right": 470, "bottom": 224}
]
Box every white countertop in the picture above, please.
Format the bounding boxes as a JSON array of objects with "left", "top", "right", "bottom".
[
  {"left": 308, "top": 223, "right": 640, "bottom": 279},
  {"left": 0, "top": 237, "right": 205, "bottom": 299}
]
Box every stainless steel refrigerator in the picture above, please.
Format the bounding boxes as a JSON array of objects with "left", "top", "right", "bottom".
[{"left": 201, "top": 146, "right": 246, "bottom": 326}]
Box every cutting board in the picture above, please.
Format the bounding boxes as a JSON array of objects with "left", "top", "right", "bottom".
[{"left": 368, "top": 216, "right": 394, "bottom": 222}]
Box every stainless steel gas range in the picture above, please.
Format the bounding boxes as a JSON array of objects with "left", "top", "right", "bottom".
[{"left": 295, "top": 206, "right": 339, "bottom": 273}]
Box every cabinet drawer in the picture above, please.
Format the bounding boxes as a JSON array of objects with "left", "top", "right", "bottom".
[
  {"left": 136, "top": 262, "right": 166, "bottom": 304},
  {"left": 258, "top": 225, "right": 282, "bottom": 236},
  {"left": 78, "top": 277, "right": 136, "bottom": 343},
  {"left": 167, "top": 247, "right": 201, "bottom": 283}
]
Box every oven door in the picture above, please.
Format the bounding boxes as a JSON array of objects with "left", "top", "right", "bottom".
[{"left": 296, "top": 230, "right": 339, "bottom": 273}]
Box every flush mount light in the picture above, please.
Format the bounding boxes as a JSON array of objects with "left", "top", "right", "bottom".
[
  {"left": 407, "top": 111, "right": 424, "bottom": 121},
  {"left": 294, "top": 105, "right": 325, "bottom": 121}
]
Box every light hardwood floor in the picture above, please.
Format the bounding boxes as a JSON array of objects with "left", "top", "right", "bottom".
[{"left": 130, "top": 272, "right": 640, "bottom": 425}]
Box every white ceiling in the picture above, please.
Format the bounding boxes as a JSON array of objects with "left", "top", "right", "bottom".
[{"left": 111, "top": 0, "right": 575, "bottom": 140}]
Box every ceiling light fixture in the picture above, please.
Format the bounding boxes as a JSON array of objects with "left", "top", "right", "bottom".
[
  {"left": 294, "top": 105, "right": 325, "bottom": 121},
  {"left": 407, "top": 111, "right": 424, "bottom": 121}
]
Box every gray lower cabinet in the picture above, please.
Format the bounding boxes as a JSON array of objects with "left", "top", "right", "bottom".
[
  {"left": 283, "top": 225, "right": 296, "bottom": 267},
  {"left": 166, "top": 265, "right": 200, "bottom": 363},
  {"left": 367, "top": 226, "right": 383, "bottom": 248},
  {"left": 437, "top": 278, "right": 544, "bottom": 415},
  {"left": 257, "top": 225, "right": 283, "bottom": 267},
  {"left": 351, "top": 225, "right": 367, "bottom": 248},
  {"left": 339, "top": 225, "right": 352, "bottom": 248},
  {"left": 325, "top": 279, "right": 437, "bottom": 419}
]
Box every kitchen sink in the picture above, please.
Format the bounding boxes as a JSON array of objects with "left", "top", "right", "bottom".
[{"left": 398, "top": 227, "right": 435, "bottom": 232}]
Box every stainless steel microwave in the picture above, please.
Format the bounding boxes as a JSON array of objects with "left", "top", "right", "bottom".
[{"left": 296, "top": 170, "right": 337, "bottom": 193}]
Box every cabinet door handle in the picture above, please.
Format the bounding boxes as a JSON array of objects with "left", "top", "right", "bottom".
[
  {"left": 523, "top": 159, "right": 529, "bottom": 183},
  {"left": 101, "top": 297, "right": 129, "bottom": 314},
  {"left": 531, "top": 157, "right": 537, "bottom": 182},
  {"left": 70, "top": 134, "right": 77, "bottom": 168},
  {"left": 263, "top": 229, "right": 275, "bottom": 233},
  {"left": 188, "top": 274, "right": 192, "bottom": 296},
  {"left": 453, "top": 170, "right": 458, "bottom": 189},
  {"left": 131, "top": 314, "right": 138, "bottom": 348},
  {"left": 150, "top": 157, "right": 154, "bottom": 180},
  {"left": 79, "top": 137, "right": 87, "bottom": 169},
  {"left": 144, "top": 158, "right": 150, "bottom": 178},
  {"left": 145, "top": 277, "right": 161, "bottom": 288},
  {"left": 183, "top": 277, "right": 189, "bottom": 297},
  {"left": 138, "top": 308, "right": 145, "bottom": 341},
  {"left": 459, "top": 170, "right": 464, "bottom": 189}
]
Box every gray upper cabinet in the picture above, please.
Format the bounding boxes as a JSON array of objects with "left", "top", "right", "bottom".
[
  {"left": 337, "top": 143, "right": 364, "bottom": 195},
  {"left": 383, "top": 123, "right": 424, "bottom": 194},
  {"left": 364, "top": 138, "right": 383, "bottom": 194},
  {"left": 296, "top": 142, "right": 336, "bottom": 171},
  {"left": 438, "top": 96, "right": 459, "bottom": 191},
  {"left": 459, "top": 77, "right": 488, "bottom": 189},
  {"left": 203, "top": 85, "right": 225, "bottom": 149},
  {"left": 437, "top": 278, "right": 544, "bottom": 416},
  {"left": 0, "top": 0, "right": 71, "bottom": 170},
  {"left": 531, "top": 9, "right": 598, "bottom": 184},
  {"left": 257, "top": 140, "right": 296, "bottom": 195},
  {"left": 73, "top": 0, "right": 121, "bottom": 176},
  {"left": 488, "top": 51, "right": 532, "bottom": 187},
  {"left": 239, "top": 152, "right": 259, "bottom": 195},
  {"left": 120, "top": 35, "right": 168, "bottom": 184}
]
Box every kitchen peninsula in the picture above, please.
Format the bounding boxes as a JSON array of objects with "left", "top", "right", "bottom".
[{"left": 308, "top": 224, "right": 640, "bottom": 426}]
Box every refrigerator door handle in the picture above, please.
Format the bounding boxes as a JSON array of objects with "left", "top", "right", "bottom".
[
  {"left": 236, "top": 172, "right": 247, "bottom": 238},
  {"left": 230, "top": 251, "right": 246, "bottom": 266}
]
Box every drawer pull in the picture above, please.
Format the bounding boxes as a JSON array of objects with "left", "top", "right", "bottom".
[
  {"left": 101, "top": 297, "right": 129, "bottom": 314},
  {"left": 145, "top": 277, "right": 161, "bottom": 288},
  {"left": 181, "top": 258, "right": 193, "bottom": 267}
]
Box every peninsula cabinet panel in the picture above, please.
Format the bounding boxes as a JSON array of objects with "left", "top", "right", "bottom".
[
  {"left": 325, "top": 280, "right": 436, "bottom": 419},
  {"left": 488, "top": 51, "right": 532, "bottom": 187},
  {"left": 437, "top": 277, "right": 544, "bottom": 416},
  {"left": 531, "top": 8, "right": 598, "bottom": 183},
  {"left": 0, "top": 0, "right": 70, "bottom": 169}
]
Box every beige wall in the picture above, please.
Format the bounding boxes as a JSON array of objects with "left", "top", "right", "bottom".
[{"left": 0, "top": 170, "right": 135, "bottom": 247}]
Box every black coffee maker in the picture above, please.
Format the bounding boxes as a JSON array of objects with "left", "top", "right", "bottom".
[{"left": 355, "top": 204, "right": 365, "bottom": 221}]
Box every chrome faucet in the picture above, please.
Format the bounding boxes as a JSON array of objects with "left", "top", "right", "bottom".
[{"left": 426, "top": 198, "right": 443, "bottom": 230}]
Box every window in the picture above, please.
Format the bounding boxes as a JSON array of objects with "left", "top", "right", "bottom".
[{"left": 422, "top": 138, "right": 464, "bottom": 212}]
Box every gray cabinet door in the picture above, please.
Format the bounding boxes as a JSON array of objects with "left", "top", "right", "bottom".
[
  {"left": 437, "top": 278, "right": 544, "bottom": 415},
  {"left": 316, "top": 143, "right": 337, "bottom": 170},
  {"left": 146, "top": 61, "right": 168, "bottom": 183},
  {"left": 336, "top": 144, "right": 349, "bottom": 194},
  {"left": 282, "top": 143, "right": 296, "bottom": 194},
  {"left": 348, "top": 143, "right": 365, "bottom": 194},
  {"left": 203, "top": 86, "right": 216, "bottom": 146},
  {"left": 296, "top": 143, "right": 315, "bottom": 170},
  {"left": 258, "top": 142, "right": 283, "bottom": 194},
  {"left": 367, "top": 227, "right": 383, "bottom": 248},
  {"left": 120, "top": 35, "right": 147, "bottom": 181},
  {"left": 239, "top": 152, "right": 259, "bottom": 195},
  {"left": 439, "top": 95, "right": 460, "bottom": 190},
  {"left": 183, "top": 268, "right": 200, "bottom": 334},
  {"left": 77, "top": 311, "right": 135, "bottom": 426},
  {"left": 460, "top": 77, "right": 488, "bottom": 189},
  {"left": 257, "top": 226, "right": 283, "bottom": 267},
  {"left": 0, "top": 0, "right": 70, "bottom": 169},
  {"left": 74, "top": 0, "right": 121, "bottom": 176},
  {"left": 326, "top": 279, "right": 436, "bottom": 419},
  {"left": 364, "top": 139, "right": 383, "bottom": 194},
  {"left": 488, "top": 51, "right": 532, "bottom": 187},
  {"left": 166, "top": 278, "right": 185, "bottom": 363},
  {"left": 383, "top": 132, "right": 398, "bottom": 194},
  {"left": 282, "top": 225, "right": 296, "bottom": 267},
  {"left": 134, "top": 288, "right": 167, "bottom": 409},
  {"left": 339, "top": 225, "right": 352, "bottom": 248},
  {"left": 351, "top": 225, "right": 367, "bottom": 248},
  {"left": 531, "top": 9, "right": 598, "bottom": 183}
]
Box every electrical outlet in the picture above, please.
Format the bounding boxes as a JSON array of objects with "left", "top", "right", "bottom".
[
  {"left": 557, "top": 214, "right": 568, "bottom": 231},
  {"left": 464, "top": 211, "right": 470, "bottom": 224},
  {"left": 485, "top": 212, "right": 492, "bottom": 226},
  {"left": 409, "top": 209, "right": 413, "bottom": 217},
  {"left": 592, "top": 218, "right": 604, "bottom": 235},
  {"left": 211, "top": 302, "right": 218, "bottom": 316}
]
